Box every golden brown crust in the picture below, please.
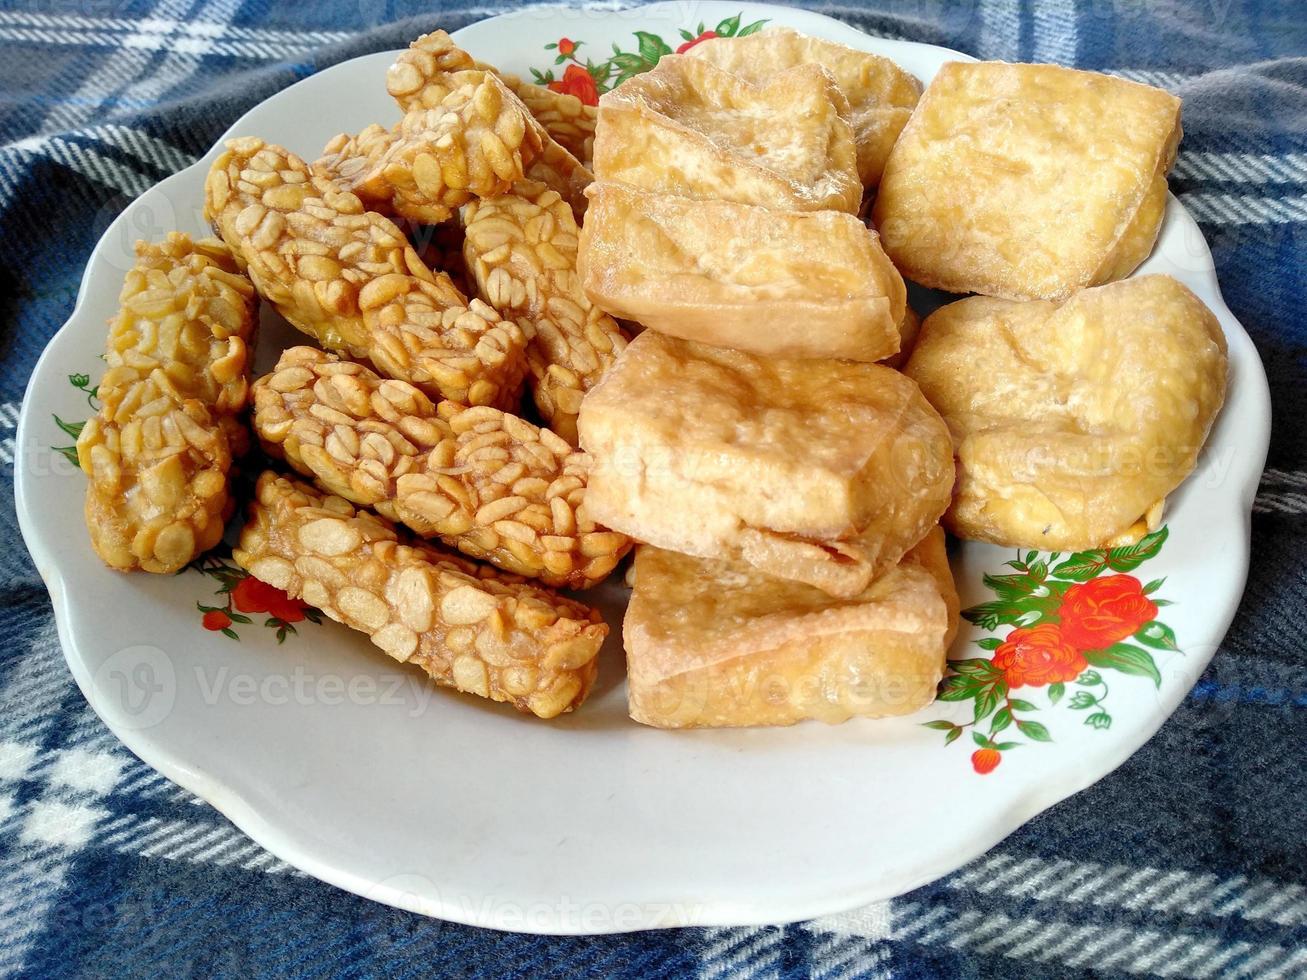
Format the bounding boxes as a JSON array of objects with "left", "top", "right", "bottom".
[
  {"left": 593, "top": 55, "right": 860, "bottom": 213},
  {"left": 234, "top": 472, "right": 607, "bottom": 718},
  {"left": 904, "top": 275, "right": 1227, "bottom": 549},
  {"left": 578, "top": 181, "right": 904, "bottom": 360},
  {"left": 252, "top": 347, "right": 632, "bottom": 588},
  {"left": 873, "top": 61, "right": 1182, "bottom": 301},
  {"left": 488, "top": 66, "right": 597, "bottom": 165},
  {"left": 688, "top": 27, "right": 922, "bottom": 185},
  {"left": 624, "top": 528, "right": 956, "bottom": 728},
  {"left": 204, "top": 137, "right": 529, "bottom": 409},
  {"left": 385, "top": 31, "right": 593, "bottom": 210},
  {"left": 76, "top": 233, "right": 257, "bottom": 573},
  {"left": 578, "top": 332, "right": 954, "bottom": 597},
  {"left": 319, "top": 72, "right": 543, "bottom": 226},
  {"left": 463, "top": 181, "right": 628, "bottom": 445}
]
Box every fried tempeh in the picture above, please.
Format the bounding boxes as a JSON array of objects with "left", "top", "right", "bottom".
[
  {"left": 386, "top": 30, "right": 596, "bottom": 166},
  {"left": 318, "top": 72, "right": 544, "bottom": 226},
  {"left": 76, "top": 233, "right": 257, "bottom": 573},
  {"left": 252, "top": 347, "right": 632, "bottom": 588},
  {"left": 491, "top": 69, "right": 596, "bottom": 166},
  {"left": 204, "top": 137, "right": 528, "bottom": 408},
  {"left": 463, "top": 181, "right": 629, "bottom": 445},
  {"left": 383, "top": 31, "right": 593, "bottom": 211},
  {"left": 235, "top": 472, "right": 607, "bottom": 719}
]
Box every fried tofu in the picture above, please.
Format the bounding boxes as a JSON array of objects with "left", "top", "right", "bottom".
[
  {"left": 688, "top": 26, "right": 922, "bottom": 186},
  {"left": 594, "top": 54, "right": 860, "bottom": 213},
  {"left": 873, "top": 61, "right": 1181, "bottom": 301},
  {"left": 903, "top": 275, "right": 1227, "bottom": 549},
  {"left": 578, "top": 181, "right": 905, "bottom": 360},
  {"left": 577, "top": 332, "right": 954, "bottom": 597},
  {"left": 624, "top": 528, "right": 958, "bottom": 728}
]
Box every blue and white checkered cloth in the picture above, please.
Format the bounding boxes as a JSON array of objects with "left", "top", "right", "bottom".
[{"left": 1, "top": 1, "right": 1304, "bottom": 976}]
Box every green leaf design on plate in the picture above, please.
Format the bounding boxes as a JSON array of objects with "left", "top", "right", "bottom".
[
  {"left": 53, "top": 414, "right": 85, "bottom": 440},
  {"left": 1104, "top": 526, "right": 1169, "bottom": 573},
  {"left": 1135, "top": 620, "right": 1179, "bottom": 651},
  {"left": 1083, "top": 643, "right": 1162, "bottom": 687},
  {"left": 1015, "top": 719, "right": 1052, "bottom": 742},
  {"left": 1051, "top": 550, "right": 1110, "bottom": 581},
  {"left": 634, "top": 30, "right": 671, "bottom": 65},
  {"left": 949, "top": 657, "right": 1004, "bottom": 678},
  {"left": 937, "top": 675, "right": 984, "bottom": 701}
]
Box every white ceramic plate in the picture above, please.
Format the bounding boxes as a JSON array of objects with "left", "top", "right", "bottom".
[{"left": 16, "top": 1, "right": 1271, "bottom": 934}]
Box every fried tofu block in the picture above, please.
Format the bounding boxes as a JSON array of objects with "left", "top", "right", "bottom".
[
  {"left": 625, "top": 528, "right": 957, "bottom": 728},
  {"left": 873, "top": 62, "right": 1181, "bottom": 301},
  {"left": 688, "top": 26, "right": 922, "bottom": 186},
  {"left": 578, "top": 182, "right": 905, "bottom": 360},
  {"left": 904, "top": 275, "right": 1227, "bottom": 549},
  {"left": 235, "top": 472, "right": 607, "bottom": 719},
  {"left": 578, "top": 332, "right": 954, "bottom": 597},
  {"left": 881, "top": 303, "right": 920, "bottom": 370},
  {"left": 594, "top": 55, "right": 860, "bottom": 213}
]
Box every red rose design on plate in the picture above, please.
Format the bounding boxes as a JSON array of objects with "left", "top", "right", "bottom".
[
  {"left": 924, "top": 525, "right": 1175, "bottom": 771},
  {"left": 992, "top": 623, "right": 1088, "bottom": 688},
  {"left": 555, "top": 37, "right": 577, "bottom": 56},
  {"left": 202, "top": 610, "right": 233, "bottom": 632},
  {"left": 231, "top": 576, "right": 307, "bottom": 623},
  {"left": 1057, "top": 574, "right": 1158, "bottom": 650},
  {"left": 676, "top": 29, "right": 717, "bottom": 53},
  {"left": 548, "top": 64, "right": 600, "bottom": 106}
]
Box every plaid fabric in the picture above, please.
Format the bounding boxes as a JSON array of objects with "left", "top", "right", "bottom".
[{"left": 2, "top": 0, "right": 1304, "bottom": 976}]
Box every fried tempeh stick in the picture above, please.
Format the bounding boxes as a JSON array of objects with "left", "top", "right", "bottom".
[
  {"left": 383, "top": 31, "right": 593, "bottom": 212},
  {"left": 463, "top": 181, "right": 628, "bottom": 445},
  {"left": 492, "top": 69, "right": 596, "bottom": 166},
  {"left": 385, "top": 30, "right": 596, "bottom": 165},
  {"left": 318, "top": 72, "right": 543, "bottom": 226},
  {"left": 76, "top": 233, "right": 257, "bottom": 573},
  {"left": 204, "top": 137, "right": 528, "bottom": 409},
  {"left": 235, "top": 472, "right": 607, "bottom": 718},
  {"left": 252, "top": 347, "right": 632, "bottom": 588}
]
